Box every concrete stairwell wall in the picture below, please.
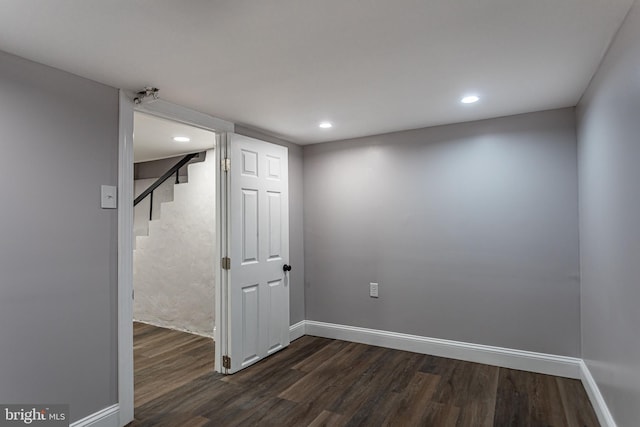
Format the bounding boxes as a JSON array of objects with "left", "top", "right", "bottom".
[{"left": 133, "top": 149, "right": 216, "bottom": 337}]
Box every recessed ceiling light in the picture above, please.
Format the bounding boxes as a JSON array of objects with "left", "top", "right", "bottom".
[
  {"left": 461, "top": 95, "right": 480, "bottom": 104},
  {"left": 173, "top": 136, "right": 190, "bottom": 143},
  {"left": 319, "top": 122, "right": 333, "bottom": 129}
]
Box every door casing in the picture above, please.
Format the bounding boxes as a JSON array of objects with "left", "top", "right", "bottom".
[{"left": 117, "top": 92, "right": 234, "bottom": 426}]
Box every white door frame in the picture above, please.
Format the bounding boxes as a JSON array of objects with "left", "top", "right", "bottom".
[
  {"left": 216, "top": 132, "right": 231, "bottom": 374},
  {"left": 117, "top": 91, "right": 135, "bottom": 426},
  {"left": 117, "top": 90, "right": 234, "bottom": 426}
]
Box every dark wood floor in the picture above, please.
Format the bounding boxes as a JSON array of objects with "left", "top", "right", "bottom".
[{"left": 130, "top": 322, "right": 599, "bottom": 427}]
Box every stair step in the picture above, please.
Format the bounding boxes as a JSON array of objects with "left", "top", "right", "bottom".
[{"left": 133, "top": 151, "right": 207, "bottom": 245}]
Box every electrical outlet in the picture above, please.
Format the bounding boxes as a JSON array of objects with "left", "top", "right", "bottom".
[{"left": 370, "top": 282, "right": 379, "bottom": 298}]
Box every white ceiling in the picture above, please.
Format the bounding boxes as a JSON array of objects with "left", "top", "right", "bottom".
[
  {"left": 0, "top": 1, "right": 633, "bottom": 145},
  {"left": 133, "top": 112, "right": 216, "bottom": 163}
]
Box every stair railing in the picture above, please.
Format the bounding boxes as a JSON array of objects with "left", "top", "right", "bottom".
[{"left": 134, "top": 152, "right": 200, "bottom": 220}]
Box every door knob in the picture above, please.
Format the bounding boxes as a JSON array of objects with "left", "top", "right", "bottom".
[{"left": 283, "top": 264, "right": 292, "bottom": 272}]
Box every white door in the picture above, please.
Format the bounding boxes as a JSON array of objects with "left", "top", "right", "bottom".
[{"left": 226, "top": 133, "right": 290, "bottom": 373}]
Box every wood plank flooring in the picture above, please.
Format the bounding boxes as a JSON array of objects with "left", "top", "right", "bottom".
[{"left": 130, "top": 322, "right": 599, "bottom": 427}]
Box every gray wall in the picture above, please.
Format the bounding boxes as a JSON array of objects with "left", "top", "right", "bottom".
[
  {"left": 577, "top": 1, "right": 640, "bottom": 425},
  {"left": 303, "top": 108, "right": 580, "bottom": 356},
  {"left": 0, "top": 51, "right": 119, "bottom": 422},
  {"left": 235, "top": 125, "right": 305, "bottom": 325}
]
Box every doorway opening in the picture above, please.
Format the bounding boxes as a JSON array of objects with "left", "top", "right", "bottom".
[
  {"left": 132, "top": 111, "right": 217, "bottom": 410},
  {"left": 118, "top": 95, "right": 291, "bottom": 424}
]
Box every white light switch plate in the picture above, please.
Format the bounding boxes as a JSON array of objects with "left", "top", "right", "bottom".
[
  {"left": 101, "top": 185, "right": 117, "bottom": 209},
  {"left": 370, "top": 282, "right": 379, "bottom": 298}
]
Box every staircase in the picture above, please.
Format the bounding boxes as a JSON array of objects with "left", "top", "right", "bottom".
[
  {"left": 134, "top": 178, "right": 178, "bottom": 247},
  {"left": 133, "top": 149, "right": 216, "bottom": 338},
  {"left": 133, "top": 151, "right": 202, "bottom": 247}
]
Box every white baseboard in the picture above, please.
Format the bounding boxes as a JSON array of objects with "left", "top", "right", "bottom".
[
  {"left": 303, "top": 320, "right": 582, "bottom": 379},
  {"left": 70, "top": 404, "right": 119, "bottom": 427},
  {"left": 579, "top": 361, "right": 617, "bottom": 427},
  {"left": 289, "top": 320, "right": 306, "bottom": 341},
  {"left": 293, "top": 320, "right": 618, "bottom": 425}
]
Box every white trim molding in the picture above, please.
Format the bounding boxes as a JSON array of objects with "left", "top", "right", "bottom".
[
  {"left": 295, "top": 320, "right": 617, "bottom": 425},
  {"left": 303, "top": 320, "right": 582, "bottom": 379},
  {"left": 119, "top": 96, "right": 233, "bottom": 421},
  {"left": 289, "top": 320, "right": 306, "bottom": 341},
  {"left": 135, "top": 99, "right": 234, "bottom": 133},
  {"left": 580, "top": 361, "right": 617, "bottom": 427},
  {"left": 117, "top": 90, "right": 135, "bottom": 426},
  {"left": 70, "top": 404, "right": 119, "bottom": 427}
]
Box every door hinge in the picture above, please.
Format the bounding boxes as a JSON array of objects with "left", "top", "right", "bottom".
[
  {"left": 222, "top": 158, "right": 231, "bottom": 172},
  {"left": 221, "top": 257, "right": 231, "bottom": 270},
  {"left": 222, "top": 355, "right": 231, "bottom": 370}
]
